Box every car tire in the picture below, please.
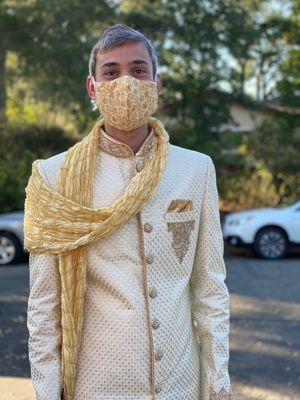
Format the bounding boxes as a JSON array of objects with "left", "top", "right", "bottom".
[
  {"left": 0, "top": 232, "right": 23, "bottom": 266},
  {"left": 254, "top": 227, "right": 288, "bottom": 259}
]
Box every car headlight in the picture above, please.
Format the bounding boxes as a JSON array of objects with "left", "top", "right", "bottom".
[{"left": 228, "top": 215, "right": 255, "bottom": 225}]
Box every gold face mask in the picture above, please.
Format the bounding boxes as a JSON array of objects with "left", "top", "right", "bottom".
[{"left": 94, "top": 75, "right": 158, "bottom": 132}]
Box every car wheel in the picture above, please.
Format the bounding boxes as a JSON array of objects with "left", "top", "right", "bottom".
[
  {"left": 0, "top": 232, "right": 22, "bottom": 266},
  {"left": 254, "top": 227, "right": 288, "bottom": 259}
]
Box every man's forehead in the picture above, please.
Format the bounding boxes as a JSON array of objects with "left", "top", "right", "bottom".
[{"left": 96, "top": 42, "right": 151, "bottom": 69}]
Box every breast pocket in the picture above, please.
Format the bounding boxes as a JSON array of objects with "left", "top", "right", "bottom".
[{"left": 164, "top": 210, "right": 196, "bottom": 263}]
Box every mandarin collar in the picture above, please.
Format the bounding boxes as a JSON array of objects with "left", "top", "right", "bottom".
[{"left": 98, "top": 126, "right": 156, "bottom": 159}]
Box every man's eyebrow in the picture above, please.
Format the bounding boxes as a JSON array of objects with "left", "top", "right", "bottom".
[
  {"left": 101, "top": 61, "right": 120, "bottom": 69},
  {"left": 130, "top": 59, "right": 149, "bottom": 66},
  {"left": 100, "top": 60, "right": 149, "bottom": 69}
]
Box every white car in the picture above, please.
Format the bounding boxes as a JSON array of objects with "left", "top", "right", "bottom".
[
  {"left": 0, "top": 211, "right": 25, "bottom": 265},
  {"left": 222, "top": 200, "right": 300, "bottom": 259}
]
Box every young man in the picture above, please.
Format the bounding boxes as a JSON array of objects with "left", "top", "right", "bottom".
[{"left": 24, "top": 24, "right": 233, "bottom": 400}]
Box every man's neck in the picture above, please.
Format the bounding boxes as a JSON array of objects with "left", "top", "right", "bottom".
[{"left": 103, "top": 122, "right": 150, "bottom": 155}]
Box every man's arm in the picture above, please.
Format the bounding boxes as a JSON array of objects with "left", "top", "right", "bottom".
[
  {"left": 190, "top": 156, "right": 233, "bottom": 400},
  {"left": 25, "top": 158, "right": 63, "bottom": 399},
  {"left": 27, "top": 252, "right": 62, "bottom": 400}
]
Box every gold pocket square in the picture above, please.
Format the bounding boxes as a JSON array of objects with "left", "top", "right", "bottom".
[
  {"left": 164, "top": 199, "right": 195, "bottom": 263},
  {"left": 166, "top": 199, "right": 193, "bottom": 213}
]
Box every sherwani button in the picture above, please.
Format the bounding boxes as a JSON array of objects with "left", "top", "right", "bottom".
[
  {"left": 135, "top": 159, "right": 145, "bottom": 172},
  {"left": 144, "top": 222, "right": 153, "bottom": 233},
  {"left": 149, "top": 287, "right": 158, "bottom": 298},
  {"left": 155, "top": 349, "right": 164, "bottom": 361},
  {"left": 146, "top": 254, "right": 154, "bottom": 264},
  {"left": 155, "top": 383, "right": 162, "bottom": 393},
  {"left": 152, "top": 318, "right": 160, "bottom": 329}
]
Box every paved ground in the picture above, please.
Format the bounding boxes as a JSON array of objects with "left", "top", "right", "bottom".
[
  {"left": 226, "top": 247, "right": 300, "bottom": 400},
  {"left": 0, "top": 247, "right": 299, "bottom": 399}
]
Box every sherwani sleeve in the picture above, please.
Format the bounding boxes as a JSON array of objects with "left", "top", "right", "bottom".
[
  {"left": 26, "top": 160, "right": 62, "bottom": 400},
  {"left": 189, "top": 156, "right": 233, "bottom": 400}
]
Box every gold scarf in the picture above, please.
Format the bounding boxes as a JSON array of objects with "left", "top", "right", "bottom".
[{"left": 24, "top": 116, "right": 169, "bottom": 400}]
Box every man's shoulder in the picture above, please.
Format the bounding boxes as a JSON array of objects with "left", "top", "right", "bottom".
[
  {"left": 169, "top": 143, "right": 213, "bottom": 170},
  {"left": 36, "top": 150, "right": 67, "bottom": 190}
]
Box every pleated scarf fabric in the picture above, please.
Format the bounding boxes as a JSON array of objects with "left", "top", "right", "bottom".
[{"left": 23, "top": 116, "right": 169, "bottom": 400}]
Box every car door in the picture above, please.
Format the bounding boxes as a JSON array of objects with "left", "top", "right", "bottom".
[{"left": 290, "top": 205, "right": 300, "bottom": 243}]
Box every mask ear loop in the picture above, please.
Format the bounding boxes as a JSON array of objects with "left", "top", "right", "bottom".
[
  {"left": 89, "top": 75, "right": 98, "bottom": 111},
  {"left": 90, "top": 74, "right": 96, "bottom": 86}
]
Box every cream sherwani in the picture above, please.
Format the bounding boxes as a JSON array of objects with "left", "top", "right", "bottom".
[{"left": 27, "top": 126, "right": 233, "bottom": 400}]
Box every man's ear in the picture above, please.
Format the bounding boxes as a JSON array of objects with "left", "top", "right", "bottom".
[
  {"left": 156, "top": 73, "right": 162, "bottom": 93},
  {"left": 86, "top": 75, "right": 96, "bottom": 100}
]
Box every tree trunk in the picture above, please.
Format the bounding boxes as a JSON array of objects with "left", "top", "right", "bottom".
[
  {"left": 240, "top": 61, "right": 246, "bottom": 99},
  {"left": 0, "top": 48, "right": 7, "bottom": 126}
]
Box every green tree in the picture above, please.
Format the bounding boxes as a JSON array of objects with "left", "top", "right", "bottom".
[
  {"left": 1, "top": 0, "right": 115, "bottom": 128},
  {"left": 276, "top": 1, "right": 300, "bottom": 108},
  {"left": 244, "top": 115, "right": 300, "bottom": 204},
  {"left": 0, "top": 124, "right": 77, "bottom": 211}
]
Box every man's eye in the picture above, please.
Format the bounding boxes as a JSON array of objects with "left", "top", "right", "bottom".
[
  {"left": 135, "top": 69, "right": 146, "bottom": 74},
  {"left": 104, "top": 70, "right": 117, "bottom": 77}
]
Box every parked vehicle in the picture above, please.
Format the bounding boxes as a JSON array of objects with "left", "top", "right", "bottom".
[
  {"left": 0, "top": 211, "right": 25, "bottom": 265},
  {"left": 222, "top": 200, "right": 300, "bottom": 259}
]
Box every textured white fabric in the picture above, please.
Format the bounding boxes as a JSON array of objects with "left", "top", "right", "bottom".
[{"left": 27, "top": 129, "right": 233, "bottom": 400}]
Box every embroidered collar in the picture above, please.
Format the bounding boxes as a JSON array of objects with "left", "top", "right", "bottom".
[{"left": 98, "top": 126, "right": 156, "bottom": 159}]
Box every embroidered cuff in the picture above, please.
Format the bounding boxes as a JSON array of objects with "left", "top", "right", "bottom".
[{"left": 209, "top": 386, "right": 234, "bottom": 400}]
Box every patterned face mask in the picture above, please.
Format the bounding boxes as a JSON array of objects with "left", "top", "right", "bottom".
[{"left": 93, "top": 75, "right": 159, "bottom": 132}]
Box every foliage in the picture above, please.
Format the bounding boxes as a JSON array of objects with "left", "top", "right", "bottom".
[
  {"left": 0, "top": 124, "right": 77, "bottom": 212},
  {"left": 0, "top": 0, "right": 299, "bottom": 211},
  {"left": 220, "top": 166, "right": 279, "bottom": 211},
  {"left": 1, "top": 0, "right": 115, "bottom": 128},
  {"left": 276, "top": 0, "right": 300, "bottom": 107},
  {"left": 243, "top": 115, "right": 300, "bottom": 205}
]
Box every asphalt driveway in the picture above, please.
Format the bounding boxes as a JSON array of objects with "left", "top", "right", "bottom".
[{"left": 0, "top": 250, "right": 299, "bottom": 400}]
